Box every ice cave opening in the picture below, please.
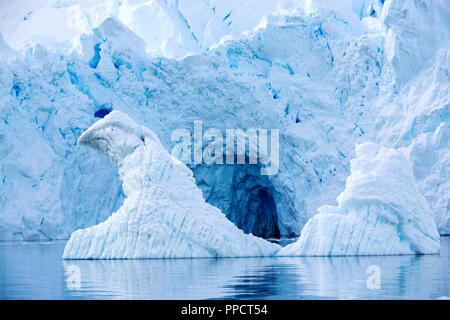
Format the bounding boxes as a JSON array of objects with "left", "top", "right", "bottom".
[
  {"left": 238, "top": 187, "right": 280, "bottom": 239},
  {"left": 193, "top": 164, "right": 280, "bottom": 239}
]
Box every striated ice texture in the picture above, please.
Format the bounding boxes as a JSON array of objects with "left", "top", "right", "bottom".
[
  {"left": 0, "top": 0, "right": 448, "bottom": 241},
  {"left": 278, "top": 143, "right": 440, "bottom": 256},
  {"left": 408, "top": 123, "right": 449, "bottom": 235},
  {"left": 62, "top": 111, "right": 280, "bottom": 259}
]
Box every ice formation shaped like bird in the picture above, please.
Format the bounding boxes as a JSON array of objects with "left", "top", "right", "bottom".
[{"left": 63, "top": 111, "right": 280, "bottom": 259}]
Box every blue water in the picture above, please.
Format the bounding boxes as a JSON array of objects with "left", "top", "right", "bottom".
[{"left": 1, "top": 237, "right": 449, "bottom": 300}]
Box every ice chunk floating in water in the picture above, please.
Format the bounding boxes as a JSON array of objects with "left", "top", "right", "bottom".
[
  {"left": 278, "top": 143, "right": 441, "bottom": 256},
  {"left": 62, "top": 111, "right": 280, "bottom": 259}
]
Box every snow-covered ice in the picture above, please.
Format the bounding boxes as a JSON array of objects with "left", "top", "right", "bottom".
[
  {"left": 62, "top": 111, "right": 280, "bottom": 259},
  {"left": 278, "top": 143, "right": 440, "bottom": 256}
]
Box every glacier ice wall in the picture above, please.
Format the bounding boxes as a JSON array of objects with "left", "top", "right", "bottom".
[
  {"left": 408, "top": 123, "right": 449, "bottom": 235},
  {"left": 278, "top": 142, "right": 440, "bottom": 256},
  {"left": 62, "top": 111, "right": 280, "bottom": 258},
  {"left": 0, "top": 46, "right": 124, "bottom": 240},
  {"left": 0, "top": 0, "right": 448, "bottom": 240}
]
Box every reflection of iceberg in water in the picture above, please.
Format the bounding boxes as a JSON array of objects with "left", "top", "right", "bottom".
[
  {"left": 62, "top": 258, "right": 280, "bottom": 299},
  {"left": 273, "top": 255, "right": 446, "bottom": 300},
  {"left": 62, "top": 238, "right": 450, "bottom": 299}
]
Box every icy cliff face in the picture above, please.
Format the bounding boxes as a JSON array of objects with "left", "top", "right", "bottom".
[
  {"left": 278, "top": 143, "right": 440, "bottom": 256},
  {"left": 372, "top": 0, "right": 450, "bottom": 233},
  {"left": 0, "top": 0, "right": 448, "bottom": 240},
  {"left": 408, "top": 124, "right": 449, "bottom": 235},
  {"left": 63, "top": 111, "right": 280, "bottom": 258},
  {"left": 0, "top": 45, "right": 124, "bottom": 240}
]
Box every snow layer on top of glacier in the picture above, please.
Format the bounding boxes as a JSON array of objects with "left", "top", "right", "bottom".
[
  {"left": 278, "top": 142, "right": 441, "bottom": 256},
  {"left": 0, "top": 34, "right": 16, "bottom": 60},
  {"left": 0, "top": 0, "right": 376, "bottom": 58},
  {"left": 62, "top": 110, "right": 280, "bottom": 259}
]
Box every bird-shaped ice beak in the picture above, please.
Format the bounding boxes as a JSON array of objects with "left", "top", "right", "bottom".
[{"left": 78, "top": 111, "right": 145, "bottom": 165}]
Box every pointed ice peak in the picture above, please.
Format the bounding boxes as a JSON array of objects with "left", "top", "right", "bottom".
[{"left": 93, "top": 16, "right": 146, "bottom": 56}]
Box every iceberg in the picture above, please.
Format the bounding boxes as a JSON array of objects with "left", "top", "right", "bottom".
[
  {"left": 62, "top": 110, "right": 280, "bottom": 259},
  {"left": 278, "top": 142, "right": 440, "bottom": 256}
]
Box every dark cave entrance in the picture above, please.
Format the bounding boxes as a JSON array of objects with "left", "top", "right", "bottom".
[
  {"left": 241, "top": 188, "right": 280, "bottom": 238},
  {"left": 193, "top": 164, "right": 280, "bottom": 239}
]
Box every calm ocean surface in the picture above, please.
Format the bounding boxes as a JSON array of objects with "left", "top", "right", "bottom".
[{"left": 1, "top": 237, "right": 449, "bottom": 299}]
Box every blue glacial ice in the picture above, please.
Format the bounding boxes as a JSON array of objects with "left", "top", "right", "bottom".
[{"left": 0, "top": 0, "right": 448, "bottom": 249}]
